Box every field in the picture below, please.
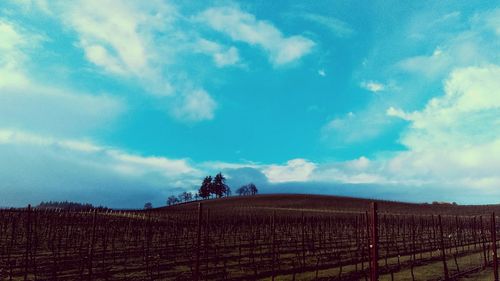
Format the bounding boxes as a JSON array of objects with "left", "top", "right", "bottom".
[{"left": 2, "top": 194, "right": 500, "bottom": 280}]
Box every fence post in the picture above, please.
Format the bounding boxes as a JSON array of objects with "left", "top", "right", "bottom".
[
  {"left": 492, "top": 212, "right": 498, "bottom": 281},
  {"left": 438, "top": 215, "right": 449, "bottom": 280},
  {"left": 145, "top": 209, "right": 152, "bottom": 279},
  {"left": 88, "top": 209, "right": 97, "bottom": 281},
  {"left": 301, "top": 212, "right": 306, "bottom": 270},
  {"left": 194, "top": 203, "right": 203, "bottom": 281},
  {"left": 370, "top": 202, "right": 378, "bottom": 281},
  {"left": 204, "top": 209, "right": 210, "bottom": 277},
  {"left": 480, "top": 216, "right": 488, "bottom": 268},
  {"left": 271, "top": 210, "right": 276, "bottom": 281},
  {"left": 24, "top": 204, "right": 31, "bottom": 281},
  {"left": 365, "top": 211, "right": 371, "bottom": 281}
]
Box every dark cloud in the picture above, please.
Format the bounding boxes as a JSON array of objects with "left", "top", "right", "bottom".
[{"left": 0, "top": 142, "right": 186, "bottom": 209}]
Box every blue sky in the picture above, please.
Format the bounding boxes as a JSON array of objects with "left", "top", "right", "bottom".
[{"left": 1, "top": 0, "right": 499, "bottom": 208}]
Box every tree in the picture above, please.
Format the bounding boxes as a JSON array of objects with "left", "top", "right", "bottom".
[
  {"left": 180, "top": 191, "right": 193, "bottom": 202},
  {"left": 144, "top": 202, "right": 153, "bottom": 209},
  {"left": 37, "top": 201, "right": 98, "bottom": 211},
  {"left": 167, "top": 195, "right": 179, "bottom": 206},
  {"left": 236, "top": 183, "right": 258, "bottom": 196},
  {"left": 248, "top": 183, "right": 258, "bottom": 195},
  {"left": 198, "top": 176, "right": 212, "bottom": 199},
  {"left": 212, "top": 173, "right": 228, "bottom": 198},
  {"left": 236, "top": 185, "right": 249, "bottom": 196}
]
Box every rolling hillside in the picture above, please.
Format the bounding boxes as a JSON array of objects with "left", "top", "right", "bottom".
[{"left": 158, "top": 193, "right": 500, "bottom": 216}]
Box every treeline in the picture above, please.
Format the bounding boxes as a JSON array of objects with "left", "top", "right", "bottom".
[
  {"left": 166, "top": 191, "right": 198, "bottom": 206},
  {"left": 36, "top": 201, "right": 109, "bottom": 211},
  {"left": 164, "top": 173, "right": 259, "bottom": 207},
  {"left": 235, "top": 183, "right": 258, "bottom": 196},
  {"left": 198, "top": 173, "right": 230, "bottom": 199}
]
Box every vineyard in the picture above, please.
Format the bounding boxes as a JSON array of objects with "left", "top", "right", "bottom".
[{"left": 2, "top": 194, "right": 500, "bottom": 280}]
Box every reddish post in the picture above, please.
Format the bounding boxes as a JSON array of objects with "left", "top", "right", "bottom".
[
  {"left": 271, "top": 210, "right": 276, "bottom": 281},
  {"left": 195, "top": 203, "right": 203, "bottom": 281},
  {"left": 88, "top": 209, "right": 97, "bottom": 281},
  {"left": 492, "top": 212, "right": 498, "bottom": 281},
  {"left": 480, "top": 216, "right": 488, "bottom": 268},
  {"left": 24, "top": 204, "right": 31, "bottom": 281},
  {"left": 301, "top": 212, "right": 306, "bottom": 269},
  {"left": 438, "top": 215, "right": 449, "bottom": 281},
  {"left": 365, "top": 211, "right": 371, "bottom": 280},
  {"left": 370, "top": 202, "right": 378, "bottom": 281}
]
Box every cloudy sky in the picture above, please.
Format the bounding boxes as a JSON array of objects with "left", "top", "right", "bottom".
[{"left": 1, "top": 0, "right": 499, "bottom": 208}]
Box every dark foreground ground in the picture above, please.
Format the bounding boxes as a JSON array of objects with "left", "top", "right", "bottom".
[{"left": 1, "top": 194, "right": 500, "bottom": 280}]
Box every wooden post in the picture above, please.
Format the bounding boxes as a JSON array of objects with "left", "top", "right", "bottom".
[
  {"left": 365, "top": 211, "right": 371, "bottom": 281},
  {"left": 438, "top": 215, "right": 449, "bottom": 281},
  {"left": 194, "top": 203, "right": 203, "bottom": 281},
  {"left": 24, "top": 204, "right": 31, "bottom": 281},
  {"left": 370, "top": 202, "right": 378, "bottom": 281},
  {"left": 480, "top": 216, "right": 488, "bottom": 268},
  {"left": 204, "top": 209, "right": 210, "bottom": 277},
  {"left": 88, "top": 209, "right": 97, "bottom": 281},
  {"left": 271, "top": 210, "right": 276, "bottom": 281},
  {"left": 32, "top": 208, "right": 38, "bottom": 280},
  {"left": 145, "top": 209, "right": 152, "bottom": 279},
  {"left": 301, "top": 212, "right": 306, "bottom": 270},
  {"left": 492, "top": 213, "right": 498, "bottom": 281}
]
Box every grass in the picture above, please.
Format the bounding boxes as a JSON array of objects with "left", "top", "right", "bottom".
[{"left": 162, "top": 193, "right": 500, "bottom": 216}]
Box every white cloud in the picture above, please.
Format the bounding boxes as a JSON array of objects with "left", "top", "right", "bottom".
[
  {"left": 195, "top": 39, "right": 240, "bottom": 67},
  {"left": 386, "top": 65, "right": 500, "bottom": 188},
  {"left": 346, "top": 156, "right": 371, "bottom": 170},
  {"left": 66, "top": 0, "right": 150, "bottom": 73},
  {"left": 386, "top": 106, "right": 411, "bottom": 120},
  {"left": 172, "top": 89, "right": 217, "bottom": 122},
  {"left": 0, "top": 129, "right": 202, "bottom": 207},
  {"left": 205, "top": 156, "right": 385, "bottom": 186},
  {"left": 198, "top": 6, "right": 314, "bottom": 66},
  {"left": 59, "top": 0, "right": 220, "bottom": 121},
  {"left": 397, "top": 8, "right": 500, "bottom": 79},
  {"left": 64, "top": 0, "right": 174, "bottom": 93},
  {"left": 263, "top": 159, "right": 316, "bottom": 183},
  {"left": 360, "top": 80, "right": 385, "bottom": 92},
  {"left": 299, "top": 13, "right": 353, "bottom": 37},
  {"left": 321, "top": 110, "right": 391, "bottom": 145},
  {"left": 0, "top": 20, "right": 124, "bottom": 136},
  {"left": 390, "top": 66, "right": 500, "bottom": 148},
  {"left": 0, "top": 20, "right": 24, "bottom": 51},
  {"left": 83, "top": 44, "right": 128, "bottom": 75},
  {"left": 484, "top": 9, "right": 500, "bottom": 35},
  {"left": 9, "top": 0, "right": 52, "bottom": 14},
  {"left": 214, "top": 156, "right": 388, "bottom": 185},
  {"left": 318, "top": 69, "right": 326, "bottom": 76},
  {"left": 0, "top": 20, "right": 43, "bottom": 71},
  {"left": 214, "top": 47, "right": 240, "bottom": 67},
  {"left": 0, "top": 82, "right": 124, "bottom": 136},
  {"left": 398, "top": 46, "right": 453, "bottom": 78}
]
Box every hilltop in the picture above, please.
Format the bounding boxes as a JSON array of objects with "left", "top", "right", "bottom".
[{"left": 156, "top": 193, "right": 500, "bottom": 216}]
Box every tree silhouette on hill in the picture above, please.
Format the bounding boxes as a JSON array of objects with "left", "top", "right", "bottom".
[
  {"left": 198, "top": 176, "right": 213, "bottom": 199},
  {"left": 166, "top": 173, "right": 232, "bottom": 206},
  {"left": 167, "top": 195, "right": 179, "bottom": 206},
  {"left": 236, "top": 183, "right": 258, "bottom": 196},
  {"left": 196, "top": 173, "right": 231, "bottom": 200},
  {"left": 212, "top": 173, "right": 228, "bottom": 198},
  {"left": 36, "top": 201, "right": 108, "bottom": 211}
]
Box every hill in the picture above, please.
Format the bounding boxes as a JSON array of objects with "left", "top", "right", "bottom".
[{"left": 157, "top": 193, "right": 500, "bottom": 215}]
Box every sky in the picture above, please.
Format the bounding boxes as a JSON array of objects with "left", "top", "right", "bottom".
[{"left": 1, "top": 0, "right": 499, "bottom": 208}]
